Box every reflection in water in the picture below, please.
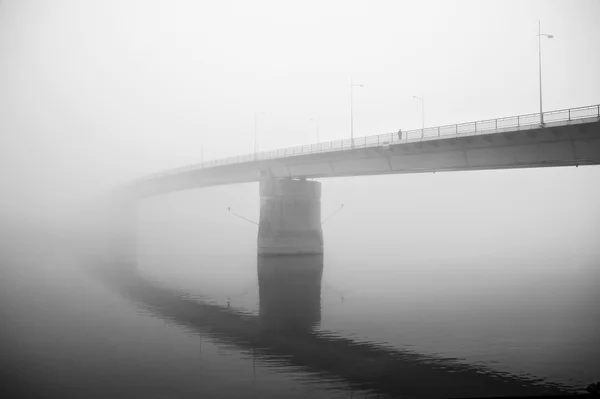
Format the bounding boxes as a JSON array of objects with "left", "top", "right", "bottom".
[
  {"left": 258, "top": 254, "right": 323, "bottom": 332},
  {"left": 88, "top": 256, "right": 577, "bottom": 399}
]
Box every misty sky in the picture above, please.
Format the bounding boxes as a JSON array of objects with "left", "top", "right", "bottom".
[
  {"left": 1, "top": 3, "right": 599, "bottom": 388},
  {"left": 1, "top": 0, "right": 599, "bottom": 224}
]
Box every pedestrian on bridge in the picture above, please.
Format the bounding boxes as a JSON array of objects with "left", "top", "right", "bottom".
[{"left": 397, "top": 129, "right": 403, "bottom": 140}]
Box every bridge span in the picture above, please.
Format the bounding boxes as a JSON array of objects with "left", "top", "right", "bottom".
[
  {"left": 127, "top": 104, "right": 600, "bottom": 198},
  {"left": 90, "top": 105, "right": 600, "bottom": 397},
  {"left": 106, "top": 104, "right": 600, "bottom": 259}
]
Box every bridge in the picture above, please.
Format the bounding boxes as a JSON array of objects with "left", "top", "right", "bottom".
[
  {"left": 92, "top": 105, "right": 599, "bottom": 397},
  {"left": 129, "top": 104, "right": 600, "bottom": 196},
  {"left": 108, "top": 104, "right": 600, "bottom": 259}
]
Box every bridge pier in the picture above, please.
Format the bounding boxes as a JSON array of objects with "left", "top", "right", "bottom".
[{"left": 258, "top": 178, "right": 323, "bottom": 256}]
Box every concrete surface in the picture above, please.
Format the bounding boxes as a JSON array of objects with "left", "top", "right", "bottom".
[
  {"left": 257, "top": 178, "right": 323, "bottom": 256},
  {"left": 125, "top": 117, "right": 600, "bottom": 199}
]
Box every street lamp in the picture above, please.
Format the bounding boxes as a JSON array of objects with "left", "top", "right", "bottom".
[
  {"left": 537, "top": 21, "right": 553, "bottom": 125},
  {"left": 253, "top": 111, "right": 265, "bottom": 161},
  {"left": 350, "top": 77, "right": 364, "bottom": 148},
  {"left": 412, "top": 94, "right": 425, "bottom": 138},
  {"left": 309, "top": 118, "right": 320, "bottom": 143}
]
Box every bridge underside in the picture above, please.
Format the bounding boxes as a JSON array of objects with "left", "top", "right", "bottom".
[
  {"left": 284, "top": 120, "right": 600, "bottom": 179},
  {"left": 129, "top": 117, "right": 600, "bottom": 198}
]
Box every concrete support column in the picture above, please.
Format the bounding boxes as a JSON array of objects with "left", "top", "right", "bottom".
[{"left": 258, "top": 178, "right": 323, "bottom": 256}]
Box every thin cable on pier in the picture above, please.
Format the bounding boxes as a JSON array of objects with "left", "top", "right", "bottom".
[
  {"left": 322, "top": 204, "right": 344, "bottom": 225},
  {"left": 227, "top": 207, "right": 258, "bottom": 225},
  {"left": 228, "top": 204, "right": 345, "bottom": 226}
]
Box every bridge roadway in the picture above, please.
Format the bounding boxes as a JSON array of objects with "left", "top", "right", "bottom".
[{"left": 126, "top": 104, "right": 600, "bottom": 199}]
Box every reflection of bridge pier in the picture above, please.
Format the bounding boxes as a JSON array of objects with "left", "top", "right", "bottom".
[
  {"left": 91, "top": 264, "right": 575, "bottom": 399},
  {"left": 258, "top": 254, "right": 323, "bottom": 332}
]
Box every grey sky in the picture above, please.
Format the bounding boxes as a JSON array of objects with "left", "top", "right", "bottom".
[
  {"left": 1, "top": 0, "right": 599, "bottom": 222},
  {"left": 2, "top": 4, "right": 600, "bottom": 394}
]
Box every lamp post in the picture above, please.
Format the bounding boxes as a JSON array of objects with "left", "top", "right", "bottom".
[
  {"left": 412, "top": 94, "right": 425, "bottom": 138},
  {"left": 309, "top": 118, "right": 320, "bottom": 143},
  {"left": 537, "top": 21, "right": 553, "bottom": 125},
  {"left": 253, "top": 111, "right": 264, "bottom": 161},
  {"left": 350, "top": 77, "right": 364, "bottom": 148}
]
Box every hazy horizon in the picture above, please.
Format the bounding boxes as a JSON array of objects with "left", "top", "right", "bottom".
[
  {"left": 1, "top": 2, "right": 599, "bottom": 397},
  {"left": 2, "top": 0, "right": 600, "bottom": 222}
]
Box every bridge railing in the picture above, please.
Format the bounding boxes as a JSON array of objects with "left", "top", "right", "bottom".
[{"left": 136, "top": 104, "right": 600, "bottom": 182}]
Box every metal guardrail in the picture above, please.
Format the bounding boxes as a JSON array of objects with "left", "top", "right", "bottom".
[{"left": 137, "top": 104, "right": 600, "bottom": 182}]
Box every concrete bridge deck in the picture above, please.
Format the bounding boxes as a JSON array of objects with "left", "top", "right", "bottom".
[{"left": 126, "top": 104, "right": 600, "bottom": 199}]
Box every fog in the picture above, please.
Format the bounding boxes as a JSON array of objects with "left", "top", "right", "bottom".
[
  {"left": 2, "top": 0, "right": 599, "bottom": 218},
  {"left": 1, "top": 1, "right": 599, "bottom": 397}
]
